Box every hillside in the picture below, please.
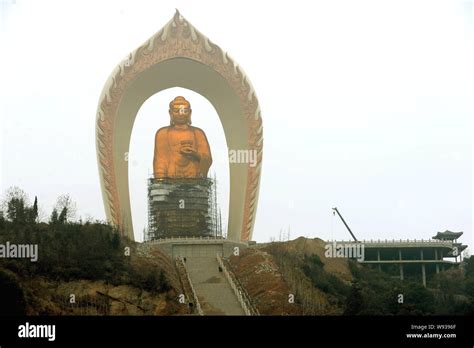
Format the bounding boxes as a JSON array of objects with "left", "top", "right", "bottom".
[
  {"left": 228, "top": 237, "right": 474, "bottom": 316},
  {"left": 228, "top": 237, "right": 352, "bottom": 315},
  {"left": 1, "top": 209, "right": 474, "bottom": 316},
  {"left": 2, "top": 189, "right": 473, "bottom": 316},
  {"left": 0, "top": 219, "right": 187, "bottom": 316}
]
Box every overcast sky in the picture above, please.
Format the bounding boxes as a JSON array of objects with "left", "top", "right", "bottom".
[{"left": 0, "top": 0, "right": 472, "bottom": 251}]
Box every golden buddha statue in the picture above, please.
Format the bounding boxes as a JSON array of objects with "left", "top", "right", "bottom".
[{"left": 153, "top": 96, "right": 212, "bottom": 178}]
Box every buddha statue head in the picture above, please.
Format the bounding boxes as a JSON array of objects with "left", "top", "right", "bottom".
[{"left": 169, "top": 96, "right": 192, "bottom": 126}]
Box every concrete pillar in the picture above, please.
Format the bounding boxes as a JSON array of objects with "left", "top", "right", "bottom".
[
  {"left": 398, "top": 249, "right": 404, "bottom": 280},
  {"left": 435, "top": 249, "right": 438, "bottom": 260},
  {"left": 436, "top": 263, "right": 439, "bottom": 274},
  {"left": 420, "top": 249, "right": 426, "bottom": 286},
  {"left": 377, "top": 250, "right": 381, "bottom": 272}
]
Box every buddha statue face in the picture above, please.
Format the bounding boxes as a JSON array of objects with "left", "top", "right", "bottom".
[{"left": 169, "top": 96, "right": 192, "bottom": 126}]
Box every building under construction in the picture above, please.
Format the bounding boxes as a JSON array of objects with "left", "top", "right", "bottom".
[{"left": 146, "top": 176, "right": 222, "bottom": 240}]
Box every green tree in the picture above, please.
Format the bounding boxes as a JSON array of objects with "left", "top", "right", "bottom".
[
  {"left": 344, "top": 282, "right": 364, "bottom": 315},
  {"left": 7, "top": 197, "right": 27, "bottom": 223},
  {"left": 111, "top": 232, "right": 121, "bottom": 250},
  {"left": 50, "top": 209, "right": 59, "bottom": 224},
  {"left": 158, "top": 270, "right": 171, "bottom": 293},
  {"left": 58, "top": 207, "right": 68, "bottom": 224},
  {"left": 143, "top": 271, "right": 159, "bottom": 293},
  {"left": 30, "top": 196, "right": 38, "bottom": 223},
  {"left": 465, "top": 256, "right": 474, "bottom": 279},
  {"left": 401, "top": 282, "right": 435, "bottom": 315},
  {"left": 54, "top": 194, "right": 76, "bottom": 223},
  {"left": 2, "top": 187, "right": 30, "bottom": 224}
]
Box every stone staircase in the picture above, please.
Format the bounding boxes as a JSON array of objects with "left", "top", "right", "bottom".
[{"left": 184, "top": 257, "right": 245, "bottom": 315}]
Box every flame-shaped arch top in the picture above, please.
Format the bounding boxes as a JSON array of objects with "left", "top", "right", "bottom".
[{"left": 96, "top": 10, "right": 263, "bottom": 241}]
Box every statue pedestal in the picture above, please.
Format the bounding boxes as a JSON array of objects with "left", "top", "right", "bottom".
[{"left": 147, "top": 177, "right": 217, "bottom": 239}]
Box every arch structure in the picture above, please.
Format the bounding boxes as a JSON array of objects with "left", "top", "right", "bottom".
[{"left": 95, "top": 10, "right": 263, "bottom": 242}]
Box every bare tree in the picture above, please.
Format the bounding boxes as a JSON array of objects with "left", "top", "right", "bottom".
[
  {"left": 54, "top": 194, "right": 77, "bottom": 223},
  {"left": 37, "top": 206, "right": 49, "bottom": 223},
  {"left": 1, "top": 186, "right": 30, "bottom": 211},
  {"left": 1, "top": 186, "right": 30, "bottom": 223}
]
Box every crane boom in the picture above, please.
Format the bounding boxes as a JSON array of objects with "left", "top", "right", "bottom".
[{"left": 332, "top": 207, "right": 358, "bottom": 242}]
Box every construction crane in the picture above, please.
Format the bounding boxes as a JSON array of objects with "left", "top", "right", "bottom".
[{"left": 332, "top": 207, "right": 358, "bottom": 242}]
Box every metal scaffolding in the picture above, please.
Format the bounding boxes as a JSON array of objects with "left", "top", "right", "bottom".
[{"left": 146, "top": 176, "right": 222, "bottom": 240}]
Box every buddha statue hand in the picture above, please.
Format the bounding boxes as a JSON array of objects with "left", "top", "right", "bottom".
[{"left": 180, "top": 146, "right": 201, "bottom": 161}]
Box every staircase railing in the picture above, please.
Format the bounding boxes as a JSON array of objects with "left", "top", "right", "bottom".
[
  {"left": 175, "top": 256, "right": 204, "bottom": 315},
  {"left": 216, "top": 253, "right": 259, "bottom": 316}
]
